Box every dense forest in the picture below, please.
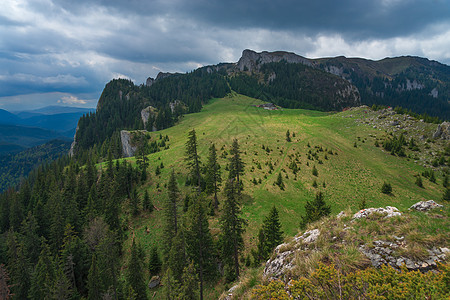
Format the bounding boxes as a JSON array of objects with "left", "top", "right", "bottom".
[
  {"left": 0, "top": 129, "right": 289, "bottom": 299},
  {"left": 0, "top": 139, "right": 71, "bottom": 192}
]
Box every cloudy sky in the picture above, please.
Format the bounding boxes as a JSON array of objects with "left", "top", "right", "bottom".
[{"left": 1, "top": 0, "right": 449, "bottom": 110}]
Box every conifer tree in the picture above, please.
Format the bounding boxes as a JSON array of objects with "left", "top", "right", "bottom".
[
  {"left": 29, "top": 240, "right": 56, "bottom": 299},
  {"left": 300, "top": 192, "right": 331, "bottom": 229},
  {"left": 131, "top": 188, "right": 139, "bottom": 216},
  {"left": 87, "top": 253, "right": 102, "bottom": 300},
  {"left": 178, "top": 261, "right": 199, "bottom": 300},
  {"left": 0, "top": 264, "right": 12, "bottom": 300},
  {"left": 163, "top": 170, "right": 180, "bottom": 260},
  {"left": 219, "top": 178, "right": 246, "bottom": 280},
  {"left": 168, "top": 229, "right": 186, "bottom": 283},
  {"left": 415, "top": 175, "right": 423, "bottom": 188},
  {"left": 6, "top": 233, "right": 30, "bottom": 299},
  {"left": 228, "top": 139, "right": 245, "bottom": 193},
  {"left": 185, "top": 129, "right": 202, "bottom": 193},
  {"left": 257, "top": 206, "right": 283, "bottom": 260},
  {"left": 143, "top": 190, "right": 153, "bottom": 212},
  {"left": 126, "top": 239, "right": 147, "bottom": 300},
  {"left": 443, "top": 188, "right": 450, "bottom": 202},
  {"left": 205, "top": 144, "right": 222, "bottom": 209},
  {"left": 148, "top": 246, "right": 162, "bottom": 276},
  {"left": 185, "top": 195, "right": 216, "bottom": 299},
  {"left": 286, "top": 130, "right": 291, "bottom": 142}
]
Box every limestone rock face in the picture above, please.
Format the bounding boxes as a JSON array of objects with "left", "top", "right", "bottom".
[
  {"left": 141, "top": 106, "right": 157, "bottom": 130},
  {"left": 410, "top": 200, "right": 443, "bottom": 211},
  {"left": 146, "top": 77, "right": 155, "bottom": 87},
  {"left": 433, "top": 122, "right": 450, "bottom": 140},
  {"left": 237, "top": 49, "right": 312, "bottom": 72},
  {"left": 120, "top": 130, "right": 137, "bottom": 158}
]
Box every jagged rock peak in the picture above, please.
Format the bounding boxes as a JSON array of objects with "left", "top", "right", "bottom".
[{"left": 237, "top": 49, "right": 312, "bottom": 72}]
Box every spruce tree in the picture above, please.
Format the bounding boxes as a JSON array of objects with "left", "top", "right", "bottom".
[
  {"left": 168, "top": 229, "right": 186, "bottom": 283},
  {"left": 300, "top": 192, "right": 331, "bottom": 229},
  {"left": 148, "top": 246, "right": 162, "bottom": 275},
  {"left": 29, "top": 240, "right": 56, "bottom": 299},
  {"left": 163, "top": 170, "right": 180, "bottom": 260},
  {"left": 443, "top": 188, "right": 450, "bottom": 202},
  {"left": 219, "top": 178, "right": 246, "bottom": 280},
  {"left": 185, "top": 129, "right": 202, "bottom": 193},
  {"left": 185, "top": 195, "right": 216, "bottom": 300},
  {"left": 205, "top": 144, "right": 222, "bottom": 209},
  {"left": 143, "top": 190, "right": 153, "bottom": 212},
  {"left": 87, "top": 253, "right": 102, "bottom": 300},
  {"left": 228, "top": 139, "right": 245, "bottom": 193},
  {"left": 415, "top": 175, "right": 423, "bottom": 188},
  {"left": 178, "top": 261, "right": 199, "bottom": 300},
  {"left": 257, "top": 206, "right": 283, "bottom": 260},
  {"left": 126, "top": 239, "right": 147, "bottom": 300}
]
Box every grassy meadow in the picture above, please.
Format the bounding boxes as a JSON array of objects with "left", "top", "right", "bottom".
[{"left": 117, "top": 93, "right": 447, "bottom": 298}]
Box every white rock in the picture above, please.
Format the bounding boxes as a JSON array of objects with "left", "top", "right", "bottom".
[{"left": 410, "top": 200, "right": 444, "bottom": 212}]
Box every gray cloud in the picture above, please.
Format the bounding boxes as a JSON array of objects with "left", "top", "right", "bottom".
[{"left": 0, "top": 0, "right": 449, "bottom": 109}]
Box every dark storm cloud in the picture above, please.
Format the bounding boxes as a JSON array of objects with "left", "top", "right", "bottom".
[{"left": 0, "top": 0, "right": 449, "bottom": 109}]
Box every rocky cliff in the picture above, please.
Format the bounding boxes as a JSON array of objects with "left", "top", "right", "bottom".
[{"left": 236, "top": 49, "right": 312, "bottom": 72}]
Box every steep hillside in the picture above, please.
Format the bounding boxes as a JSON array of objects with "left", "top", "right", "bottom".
[
  {"left": 118, "top": 94, "right": 447, "bottom": 298},
  {"left": 0, "top": 93, "right": 447, "bottom": 299},
  {"left": 312, "top": 55, "right": 450, "bottom": 119}
]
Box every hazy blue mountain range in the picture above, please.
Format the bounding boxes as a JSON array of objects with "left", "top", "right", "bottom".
[{"left": 0, "top": 106, "right": 95, "bottom": 155}]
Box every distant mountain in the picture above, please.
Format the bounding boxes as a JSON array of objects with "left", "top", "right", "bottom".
[
  {"left": 0, "top": 124, "right": 71, "bottom": 155},
  {"left": 0, "top": 108, "right": 21, "bottom": 125},
  {"left": 20, "top": 105, "right": 95, "bottom": 115},
  {"left": 19, "top": 112, "right": 92, "bottom": 132},
  {"left": 72, "top": 49, "right": 449, "bottom": 155}
]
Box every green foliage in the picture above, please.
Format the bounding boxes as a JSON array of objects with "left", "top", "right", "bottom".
[
  {"left": 443, "top": 188, "right": 450, "bottom": 202},
  {"left": 163, "top": 170, "right": 180, "bottom": 259},
  {"left": 300, "top": 192, "right": 331, "bottom": 229},
  {"left": 275, "top": 173, "right": 285, "bottom": 190},
  {"left": 0, "top": 140, "right": 71, "bottom": 192},
  {"left": 219, "top": 178, "right": 247, "bottom": 280},
  {"left": 185, "top": 129, "right": 202, "bottom": 192},
  {"left": 148, "top": 246, "right": 162, "bottom": 276},
  {"left": 229, "top": 61, "right": 359, "bottom": 111},
  {"left": 205, "top": 144, "right": 222, "bottom": 209},
  {"left": 286, "top": 130, "right": 291, "bottom": 142},
  {"left": 381, "top": 182, "right": 393, "bottom": 194},
  {"left": 252, "top": 263, "right": 450, "bottom": 299},
  {"left": 184, "top": 195, "right": 216, "bottom": 298},
  {"left": 383, "top": 133, "right": 406, "bottom": 157},
  {"left": 178, "top": 261, "right": 199, "bottom": 300},
  {"left": 415, "top": 175, "right": 423, "bottom": 188},
  {"left": 312, "top": 165, "right": 318, "bottom": 177},
  {"left": 126, "top": 239, "right": 147, "bottom": 300},
  {"left": 257, "top": 206, "right": 284, "bottom": 260}
]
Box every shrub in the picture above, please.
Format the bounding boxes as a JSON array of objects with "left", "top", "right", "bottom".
[{"left": 381, "top": 182, "right": 392, "bottom": 194}]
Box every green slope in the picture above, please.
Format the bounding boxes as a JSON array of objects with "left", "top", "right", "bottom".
[{"left": 122, "top": 94, "right": 444, "bottom": 272}]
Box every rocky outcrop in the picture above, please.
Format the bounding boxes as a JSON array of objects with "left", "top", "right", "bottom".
[
  {"left": 146, "top": 77, "right": 155, "bottom": 87},
  {"left": 352, "top": 206, "right": 402, "bottom": 219},
  {"left": 68, "top": 124, "right": 79, "bottom": 156},
  {"left": 141, "top": 106, "right": 157, "bottom": 131},
  {"left": 237, "top": 49, "right": 312, "bottom": 72},
  {"left": 120, "top": 130, "right": 138, "bottom": 158},
  {"left": 433, "top": 122, "right": 450, "bottom": 140},
  {"left": 360, "top": 240, "right": 447, "bottom": 272},
  {"left": 148, "top": 276, "right": 160, "bottom": 289},
  {"left": 410, "top": 200, "right": 443, "bottom": 211}
]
